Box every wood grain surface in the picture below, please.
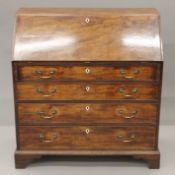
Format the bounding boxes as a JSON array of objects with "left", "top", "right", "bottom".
[
  {"left": 17, "top": 103, "right": 158, "bottom": 125},
  {"left": 18, "top": 64, "right": 160, "bottom": 82},
  {"left": 16, "top": 82, "right": 159, "bottom": 101},
  {"left": 12, "top": 8, "right": 163, "bottom": 169},
  {"left": 18, "top": 126, "right": 156, "bottom": 150},
  {"left": 13, "top": 8, "right": 162, "bottom": 61}
]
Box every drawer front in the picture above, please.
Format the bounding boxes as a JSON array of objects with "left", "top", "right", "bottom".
[
  {"left": 17, "top": 64, "right": 160, "bottom": 82},
  {"left": 17, "top": 103, "right": 157, "bottom": 124},
  {"left": 18, "top": 126, "right": 156, "bottom": 150},
  {"left": 16, "top": 83, "right": 159, "bottom": 100}
]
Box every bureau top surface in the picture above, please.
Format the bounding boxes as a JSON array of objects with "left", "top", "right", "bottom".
[{"left": 13, "top": 8, "right": 163, "bottom": 61}]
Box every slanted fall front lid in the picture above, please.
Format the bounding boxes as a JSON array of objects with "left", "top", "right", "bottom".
[{"left": 13, "top": 8, "right": 163, "bottom": 61}]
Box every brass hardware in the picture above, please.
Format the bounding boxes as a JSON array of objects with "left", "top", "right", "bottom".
[
  {"left": 85, "top": 86, "right": 90, "bottom": 92},
  {"left": 118, "top": 87, "right": 125, "bottom": 93},
  {"left": 36, "top": 87, "right": 44, "bottom": 94},
  {"left": 85, "top": 17, "right": 90, "bottom": 23},
  {"left": 35, "top": 69, "right": 42, "bottom": 75},
  {"left": 117, "top": 109, "right": 138, "bottom": 119},
  {"left": 41, "top": 115, "right": 55, "bottom": 119},
  {"left": 124, "top": 76, "right": 134, "bottom": 79},
  {"left": 118, "top": 87, "right": 139, "bottom": 98},
  {"left": 133, "top": 69, "right": 140, "bottom": 75},
  {"left": 119, "top": 68, "right": 140, "bottom": 79},
  {"left": 117, "top": 133, "right": 135, "bottom": 143},
  {"left": 39, "top": 76, "right": 52, "bottom": 79},
  {"left": 119, "top": 69, "right": 125, "bottom": 75},
  {"left": 85, "top": 106, "right": 90, "bottom": 111},
  {"left": 122, "top": 115, "right": 135, "bottom": 119},
  {"left": 36, "top": 109, "right": 58, "bottom": 119},
  {"left": 36, "top": 87, "right": 57, "bottom": 97},
  {"left": 85, "top": 128, "right": 90, "bottom": 134},
  {"left": 35, "top": 69, "right": 56, "bottom": 79},
  {"left": 85, "top": 68, "right": 90, "bottom": 74},
  {"left": 38, "top": 133, "right": 58, "bottom": 143},
  {"left": 36, "top": 111, "right": 45, "bottom": 115},
  {"left": 117, "top": 109, "right": 124, "bottom": 115},
  {"left": 49, "top": 88, "right": 57, "bottom": 94},
  {"left": 43, "top": 94, "right": 52, "bottom": 97},
  {"left": 124, "top": 94, "right": 133, "bottom": 98},
  {"left": 131, "top": 109, "right": 138, "bottom": 115},
  {"left": 132, "top": 88, "right": 139, "bottom": 94},
  {"left": 49, "top": 69, "right": 56, "bottom": 75},
  {"left": 50, "top": 110, "right": 58, "bottom": 115}
]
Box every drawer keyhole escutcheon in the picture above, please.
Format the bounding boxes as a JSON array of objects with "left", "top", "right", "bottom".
[
  {"left": 85, "top": 86, "right": 90, "bottom": 92},
  {"left": 85, "top": 68, "right": 90, "bottom": 74},
  {"left": 85, "top": 128, "right": 90, "bottom": 134},
  {"left": 85, "top": 17, "right": 90, "bottom": 23},
  {"left": 85, "top": 106, "right": 90, "bottom": 111},
  {"left": 38, "top": 133, "right": 58, "bottom": 143},
  {"left": 117, "top": 133, "right": 136, "bottom": 143}
]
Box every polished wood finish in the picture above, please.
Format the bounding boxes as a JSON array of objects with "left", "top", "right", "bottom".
[
  {"left": 18, "top": 64, "right": 160, "bottom": 82},
  {"left": 13, "top": 8, "right": 163, "bottom": 169},
  {"left": 18, "top": 126, "right": 156, "bottom": 150},
  {"left": 15, "top": 153, "right": 41, "bottom": 169},
  {"left": 13, "top": 8, "right": 162, "bottom": 61},
  {"left": 17, "top": 103, "right": 158, "bottom": 125},
  {"left": 16, "top": 82, "right": 159, "bottom": 101}
]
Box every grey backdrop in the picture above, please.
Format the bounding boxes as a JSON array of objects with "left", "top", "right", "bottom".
[{"left": 0, "top": 0, "right": 174, "bottom": 125}]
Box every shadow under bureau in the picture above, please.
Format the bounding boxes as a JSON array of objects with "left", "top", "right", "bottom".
[{"left": 12, "top": 8, "right": 163, "bottom": 169}]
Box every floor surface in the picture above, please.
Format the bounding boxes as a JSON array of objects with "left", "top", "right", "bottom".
[{"left": 0, "top": 125, "right": 174, "bottom": 175}]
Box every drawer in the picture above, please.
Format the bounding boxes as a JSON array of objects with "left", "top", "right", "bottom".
[
  {"left": 17, "top": 103, "right": 158, "bottom": 124},
  {"left": 16, "top": 82, "right": 159, "bottom": 101},
  {"left": 18, "top": 126, "right": 156, "bottom": 150},
  {"left": 17, "top": 64, "right": 160, "bottom": 82}
]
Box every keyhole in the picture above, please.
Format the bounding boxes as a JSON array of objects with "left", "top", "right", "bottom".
[
  {"left": 85, "top": 106, "right": 90, "bottom": 111},
  {"left": 85, "top": 17, "right": 90, "bottom": 23},
  {"left": 85, "top": 128, "right": 90, "bottom": 134},
  {"left": 85, "top": 86, "right": 90, "bottom": 92},
  {"left": 85, "top": 68, "right": 90, "bottom": 74}
]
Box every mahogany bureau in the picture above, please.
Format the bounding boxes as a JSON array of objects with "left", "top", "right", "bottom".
[{"left": 12, "top": 8, "right": 163, "bottom": 169}]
